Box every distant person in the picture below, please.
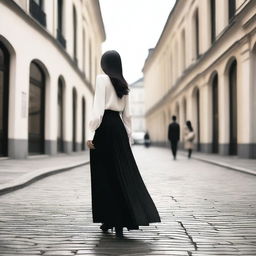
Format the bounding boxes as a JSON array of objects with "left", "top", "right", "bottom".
[
  {"left": 184, "top": 121, "right": 195, "bottom": 159},
  {"left": 144, "top": 131, "right": 151, "bottom": 148},
  {"left": 168, "top": 116, "right": 180, "bottom": 160}
]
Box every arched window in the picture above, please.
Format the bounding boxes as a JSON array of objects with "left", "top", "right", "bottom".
[
  {"left": 212, "top": 73, "right": 218, "bottom": 153},
  {"left": 73, "top": 6, "right": 77, "bottom": 63},
  {"left": 210, "top": 0, "right": 216, "bottom": 43},
  {"left": 57, "top": 0, "right": 66, "bottom": 48},
  {"left": 82, "top": 97, "right": 86, "bottom": 150},
  {"left": 228, "top": 0, "right": 236, "bottom": 21},
  {"left": 229, "top": 60, "right": 237, "bottom": 155},
  {"left": 72, "top": 88, "right": 77, "bottom": 151},
  {"left": 29, "top": 62, "right": 45, "bottom": 154},
  {"left": 0, "top": 42, "right": 10, "bottom": 157},
  {"left": 57, "top": 78, "right": 64, "bottom": 152}
]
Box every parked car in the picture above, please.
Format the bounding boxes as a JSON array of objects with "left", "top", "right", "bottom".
[{"left": 131, "top": 131, "right": 146, "bottom": 145}]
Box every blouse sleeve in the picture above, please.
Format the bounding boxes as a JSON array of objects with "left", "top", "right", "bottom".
[
  {"left": 122, "top": 94, "right": 132, "bottom": 145},
  {"left": 88, "top": 75, "right": 106, "bottom": 140}
]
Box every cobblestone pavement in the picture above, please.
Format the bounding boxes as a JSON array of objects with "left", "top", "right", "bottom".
[{"left": 0, "top": 146, "right": 256, "bottom": 256}]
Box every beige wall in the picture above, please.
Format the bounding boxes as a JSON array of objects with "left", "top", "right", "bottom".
[
  {"left": 0, "top": 0, "right": 105, "bottom": 158},
  {"left": 143, "top": 0, "right": 256, "bottom": 158}
]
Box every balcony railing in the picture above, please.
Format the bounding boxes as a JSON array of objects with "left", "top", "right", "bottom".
[
  {"left": 29, "top": 0, "right": 46, "bottom": 27},
  {"left": 57, "top": 29, "right": 66, "bottom": 49}
]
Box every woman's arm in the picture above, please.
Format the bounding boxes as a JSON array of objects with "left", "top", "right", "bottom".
[
  {"left": 87, "top": 75, "right": 106, "bottom": 141},
  {"left": 122, "top": 94, "right": 132, "bottom": 145}
]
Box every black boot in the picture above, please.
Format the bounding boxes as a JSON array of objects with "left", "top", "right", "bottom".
[
  {"left": 100, "top": 223, "right": 113, "bottom": 233},
  {"left": 115, "top": 226, "right": 123, "bottom": 238}
]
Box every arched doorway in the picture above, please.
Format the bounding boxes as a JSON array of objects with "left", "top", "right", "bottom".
[
  {"left": 212, "top": 73, "right": 219, "bottom": 153},
  {"left": 0, "top": 42, "right": 10, "bottom": 157},
  {"left": 29, "top": 62, "right": 45, "bottom": 154},
  {"left": 182, "top": 98, "right": 187, "bottom": 145},
  {"left": 72, "top": 87, "right": 77, "bottom": 151},
  {"left": 229, "top": 60, "right": 237, "bottom": 155},
  {"left": 82, "top": 97, "right": 86, "bottom": 150},
  {"left": 57, "top": 77, "right": 64, "bottom": 152},
  {"left": 193, "top": 88, "right": 200, "bottom": 151}
]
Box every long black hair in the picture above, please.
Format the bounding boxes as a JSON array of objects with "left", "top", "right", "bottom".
[
  {"left": 186, "top": 121, "right": 193, "bottom": 132},
  {"left": 100, "top": 50, "right": 129, "bottom": 98}
]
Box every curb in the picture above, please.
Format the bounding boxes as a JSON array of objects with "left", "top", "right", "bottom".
[
  {"left": 0, "top": 160, "right": 90, "bottom": 196},
  {"left": 188, "top": 155, "right": 256, "bottom": 177}
]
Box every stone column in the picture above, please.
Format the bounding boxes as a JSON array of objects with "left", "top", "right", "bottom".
[
  {"left": 8, "top": 54, "right": 30, "bottom": 159},
  {"left": 76, "top": 93, "right": 82, "bottom": 151},
  {"left": 45, "top": 74, "right": 58, "bottom": 155},
  {"left": 63, "top": 85, "right": 72, "bottom": 154},
  {"left": 200, "top": 82, "right": 212, "bottom": 153},
  {"left": 237, "top": 41, "right": 254, "bottom": 158}
]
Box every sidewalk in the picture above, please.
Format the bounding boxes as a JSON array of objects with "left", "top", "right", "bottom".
[
  {"left": 0, "top": 151, "right": 90, "bottom": 195},
  {"left": 180, "top": 149, "right": 256, "bottom": 176}
]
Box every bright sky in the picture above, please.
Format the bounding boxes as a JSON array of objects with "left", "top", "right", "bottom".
[{"left": 99, "top": 0, "right": 176, "bottom": 84}]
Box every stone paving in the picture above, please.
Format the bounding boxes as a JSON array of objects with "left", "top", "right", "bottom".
[
  {"left": 0, "top": 146, "right": 256, "bottom": 255},
  {"left": 0, "top": 152, "right": 89, "bottom": 185}
]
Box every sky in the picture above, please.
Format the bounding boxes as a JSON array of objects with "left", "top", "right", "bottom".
[{"left": 99, "top": 0, "right": 176, "bottom": 84}]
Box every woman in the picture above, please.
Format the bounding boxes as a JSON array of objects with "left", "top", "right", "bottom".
[
  {"left": 87, "top": 50, "right": 160, "bottom": 238},
  {"left": 184, "top": 121, "right": 195, "bottom": 159}
]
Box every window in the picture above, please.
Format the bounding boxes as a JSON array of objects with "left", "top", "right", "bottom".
[
  {"left": 210, "top": 0, "right": 216, "bottom": 43},
  {"left": 29, "top": 0, "right": 46, "bottom": 27},
  {"left": 73, "top": 6, "right": 77, "bottom": 63},
  {"left": 57, "top": 0, "right": 66, "bottom": 48},
  {"left": 228, "top": 0, "right": 236, "bottom": 21},
  {"left": 194, "top": 9, "right": 199, "bottom": 59}
]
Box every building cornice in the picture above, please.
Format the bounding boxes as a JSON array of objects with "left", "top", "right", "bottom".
[
  {"left": 145, "top": 26, "right": 256, "bottom": 117},
  {"left": 144, "top": 0, "right": 256, "bottom": 116},
  {"left": 2, "top": 0, "right": 97, "bottom": 94}
]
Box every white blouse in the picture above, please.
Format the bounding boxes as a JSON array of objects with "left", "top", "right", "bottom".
[{"left": 88, "top": 74, "right": 132, "bottom": 143}]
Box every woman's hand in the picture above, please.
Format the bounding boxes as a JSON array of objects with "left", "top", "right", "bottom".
[{"left": 87, "top": 140, "right": 95, "bottom": 149}]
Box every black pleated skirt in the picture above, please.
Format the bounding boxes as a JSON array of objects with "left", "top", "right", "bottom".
[{"left": 89, "top": 109, "right": 161, "bottom": 230}]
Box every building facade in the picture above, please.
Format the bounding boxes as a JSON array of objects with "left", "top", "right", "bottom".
[
  {"left": 129, "top": 78, "right": 145, "bottom": 133},
  {"left": 143, "top": 0, "right": 256, "bottom": 158},
  {"left": 0, "top": 0, "right": 105, "bottom": 159}
]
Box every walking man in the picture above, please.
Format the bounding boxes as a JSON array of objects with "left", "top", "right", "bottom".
[{"left": 168, "top": 116, "right": 180, "bottom": 160}]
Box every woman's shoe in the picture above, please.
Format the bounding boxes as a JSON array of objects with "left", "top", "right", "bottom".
[
  {"left": 115, "top": 226, "right": 123, "bottom": 238},
  {"left": 100, "top": 223, "right": 113, "bottom": 233}
]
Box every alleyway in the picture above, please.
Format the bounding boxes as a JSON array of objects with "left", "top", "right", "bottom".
[{"left": 0, "top": 146, "right": 256, "bottom": 255}]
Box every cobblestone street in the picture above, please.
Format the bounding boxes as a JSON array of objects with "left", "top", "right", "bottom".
[{"left": 0, "top": 146, "right": 256, "bottom": 256}]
